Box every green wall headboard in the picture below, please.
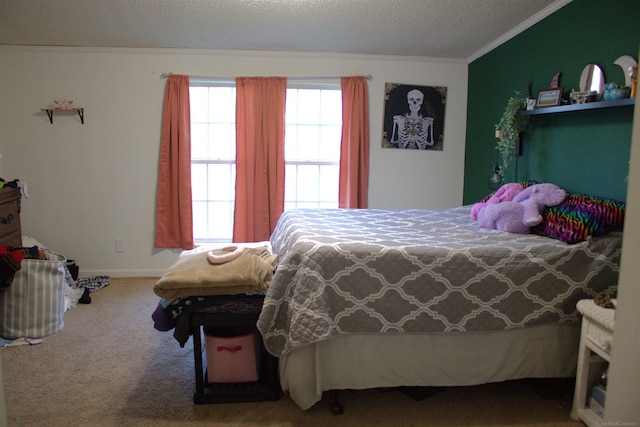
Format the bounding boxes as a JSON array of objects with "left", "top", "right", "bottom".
[{"left": 464, "top": 0, "right": 639, "bottom": 204}]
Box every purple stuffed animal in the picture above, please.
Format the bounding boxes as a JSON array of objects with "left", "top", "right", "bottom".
[
  {"left": 470, "top": 182, "right": 524, "bottom": 220},
  {"left": 475, "top": 182, "right": 567, "bottom": 234},
  {"left": 512, "top": 183, "right": 566, "bottom": 227},
  {"left": 476, "top": 201, "right": 530, "bottom": 234}
]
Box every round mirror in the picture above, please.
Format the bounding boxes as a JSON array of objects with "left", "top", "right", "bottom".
[{"left": 579, "top": 64, "right": 605, "bottom": 100}]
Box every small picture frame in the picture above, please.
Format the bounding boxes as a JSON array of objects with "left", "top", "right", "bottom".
[{"left": 536, "top": 88, "right": 563, "bottom": 108}]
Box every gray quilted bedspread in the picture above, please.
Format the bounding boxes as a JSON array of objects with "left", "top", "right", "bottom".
[{"left": 257, "top": 206, "right": 622, "bottom": 357}]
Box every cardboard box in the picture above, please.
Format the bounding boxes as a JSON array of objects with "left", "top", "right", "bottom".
[{"left": 205, "top": 332, "right": 260, "bottom": 383}]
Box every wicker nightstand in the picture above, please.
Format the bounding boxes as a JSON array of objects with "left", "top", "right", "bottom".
[{"left": 571, "top": 299, "right": 615, "bottom": 426}]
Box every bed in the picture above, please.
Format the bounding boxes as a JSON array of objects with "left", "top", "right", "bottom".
[{"left": 256, "top": 203, "right": 623, "bottom": 410}]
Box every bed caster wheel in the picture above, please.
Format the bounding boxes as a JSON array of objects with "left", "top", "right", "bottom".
[
  {"left": 330, "top": 401, "right": 344, "bottom": 415},
  {"left": 330, "top": 390, "right": 343, "bottom": 415}
]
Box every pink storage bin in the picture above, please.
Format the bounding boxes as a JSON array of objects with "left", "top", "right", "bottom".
[{"left": 205, "top": 332, "right": 260, "bottom": 383}]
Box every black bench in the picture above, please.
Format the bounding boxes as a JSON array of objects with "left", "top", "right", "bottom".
[{"left": 188, "top": 297, "right": 280, "bottom": 404}]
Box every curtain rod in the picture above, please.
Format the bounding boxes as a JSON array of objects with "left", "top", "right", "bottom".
[{"left": 160, "top": 72, "right": 372, "bottom": 81}]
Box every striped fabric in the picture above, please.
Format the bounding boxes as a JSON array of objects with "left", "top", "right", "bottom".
[
  {"left": 0, "top": 251, "right": 67, "bottom": 339},
  {"left": 533, "top": 194, "right": 625, "bottom": 244}
]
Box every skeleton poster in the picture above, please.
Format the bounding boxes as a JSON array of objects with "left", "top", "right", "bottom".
[{"left": 382, "top": 83, "right": 447, "bottom": 150}]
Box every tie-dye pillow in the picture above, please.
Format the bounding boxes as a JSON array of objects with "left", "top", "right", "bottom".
[{"left": 532, "top": 193, "right": 625, "bottom": 244}]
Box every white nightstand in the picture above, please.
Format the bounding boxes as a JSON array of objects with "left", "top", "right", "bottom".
[{"left": 571, "top": 299, "right": 615, "bottom": 426}]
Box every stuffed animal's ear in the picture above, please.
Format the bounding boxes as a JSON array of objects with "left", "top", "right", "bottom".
[
  {"left": 493, "top": 185, "right": 507, "bottom": 197},
  {"left": 548, "top": 189, "right": 567, "bottom": 206},
  {"left": 512, "top": 186, "right": 533, "bottom": 203}
]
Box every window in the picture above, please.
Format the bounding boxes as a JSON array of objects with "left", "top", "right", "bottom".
[
  {"left": 190, "top": 81, "right": 341, "bottom": 243},
  {"left": 285, "top": 85, "right": 342, "bottom": 210}
]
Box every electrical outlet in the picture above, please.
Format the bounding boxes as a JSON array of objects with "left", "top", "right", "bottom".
[{"left": 115, "top": 238, "right": 126, "bottom": 253}]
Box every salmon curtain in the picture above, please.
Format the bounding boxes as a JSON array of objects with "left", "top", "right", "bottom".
[
  {"left": 154, "top": 74, "right": 194, "bottom": 249},
  {"left": 233, "top": 77, "right": 287, "bottom": 243},
  {"left": 339, "top": 76, "right": 370, "bottom": 208}
]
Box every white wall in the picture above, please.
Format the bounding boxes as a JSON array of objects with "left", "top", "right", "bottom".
[
  {"left": 605, "top": 49, "right": 640, "bottom": 422},
  {"left": 0, "top": 46, "right": 468, "bottom": 276},
  {"left": 0, "top": 50, "right": 4, "bottom": 177}
]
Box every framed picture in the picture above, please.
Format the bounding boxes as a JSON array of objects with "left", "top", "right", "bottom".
[
  {"left": 381, "top": 83, "right": 447, "bottom": 150},
  {"left": 536, "top": 88, "right": 563, "bottom": 108}
]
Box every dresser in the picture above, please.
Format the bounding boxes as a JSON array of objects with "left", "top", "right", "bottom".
[{"left": 0, "top": 187, "right": 22, "bottom": 247}]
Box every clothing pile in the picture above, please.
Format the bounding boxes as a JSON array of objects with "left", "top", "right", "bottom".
[
  {"left": 0, "top": 177, "right": 28, "bottom": 194},
  {"left": 151, "top": 243, "right": 278, "bottom": 346},
  {"left": 0, "top": 245, "right": 40, "bottom": 289},
  {"left": 20, "top": 236, "right": 110, "bottom": 310}
]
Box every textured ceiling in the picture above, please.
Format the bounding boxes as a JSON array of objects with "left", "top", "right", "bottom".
[{"left": 0, "top": 0, "right": 565, "bottom": 60}]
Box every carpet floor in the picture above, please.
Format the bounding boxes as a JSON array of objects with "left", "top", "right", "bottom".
[{"left": 2, "top": 277, "right": 583, "bottom": 426}]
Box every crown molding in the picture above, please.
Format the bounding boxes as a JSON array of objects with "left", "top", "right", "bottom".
[{"left": 466, "top": 0, "right": 572, "bottom": 63}]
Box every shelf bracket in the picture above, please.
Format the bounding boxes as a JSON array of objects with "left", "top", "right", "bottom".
[{"left": 42, "top": 108, "right": 85, "bottom": 125}]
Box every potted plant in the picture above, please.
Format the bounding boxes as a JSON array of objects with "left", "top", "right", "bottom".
[{"left": 495, "top": 91, "right": 529, "bottom": 179}]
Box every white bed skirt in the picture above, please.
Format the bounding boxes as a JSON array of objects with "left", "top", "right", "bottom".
[{"left": 279, "top": 323, "right": 580, "bottom": 410}]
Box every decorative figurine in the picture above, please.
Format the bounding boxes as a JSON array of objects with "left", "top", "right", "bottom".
[
  {"left": 614, "top": 54, "right": 638, "bottom": 88},
  {"left": 525, "top": 82, "right": 536, "bottom": 110}
]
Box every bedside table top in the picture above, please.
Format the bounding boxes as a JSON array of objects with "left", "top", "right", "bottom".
[{"left": 577, "top": 299, "right": 615, "bottom": 332}]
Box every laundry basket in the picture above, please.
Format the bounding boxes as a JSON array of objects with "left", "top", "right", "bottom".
[{"left": 0, "top": 250, "right": 67, "bottom": 339}]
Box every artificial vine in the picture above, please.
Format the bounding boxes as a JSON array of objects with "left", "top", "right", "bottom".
[{"left": 495, "top": 91, "right": 529, "bottom": 177}]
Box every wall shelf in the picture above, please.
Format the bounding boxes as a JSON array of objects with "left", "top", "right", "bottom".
[
  {"left": 41, "top": 108, "right": 85, "bottom": 124},
  {"left": 518, "top": 98, "right": 634, "bottom": 116}
]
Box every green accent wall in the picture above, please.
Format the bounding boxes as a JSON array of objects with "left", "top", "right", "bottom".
[{"left": 464, "top": 0, "right": 640, "bottom": 204}]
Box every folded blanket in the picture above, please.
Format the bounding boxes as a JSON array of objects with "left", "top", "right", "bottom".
[{"left": 153, "top": 246, "right": 278, "bottom": 299}]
